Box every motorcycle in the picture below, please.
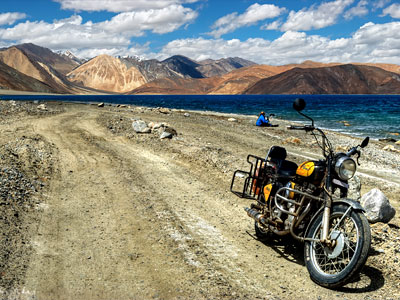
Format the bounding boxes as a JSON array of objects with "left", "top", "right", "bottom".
[{"left": 231, "top": 98, "right": 371, "bottom": 288}]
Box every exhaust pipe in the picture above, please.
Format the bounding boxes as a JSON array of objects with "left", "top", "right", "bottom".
[{"left": 244, "top": 207, "right": 268, "bottom": 225}]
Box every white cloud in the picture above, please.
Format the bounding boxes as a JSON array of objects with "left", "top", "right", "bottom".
[
  {"left": 344, "top": 0, "right": 368, "bottom": 19},
  {"left": 99, "top": 5, "right": 198, "bottom": 36},
  {"left": 382, "top": 3, "right": 400, "bottom": 18},
  {"left": 208, "top": 3, "right": 286, "bottom": 38},
  {"left": 0, "top": 12, "right": 27, "bottom": 26},
  {"left": 0, "top": 16, "right": 130, "bottom": 50},
  {"left": 0, "top": 5, "right": 197, "bottom": 55},
  {"left": 281, "top": 0, "right": 354, "bottom": 31},
  {"left": 261, "top": 20, "right": 282, "bottom": 30},
  {"left": 373, "top": 0, "right": 391, "bottom": 10},
  {"left": 158, "top": 21, "right": 400, "bottom": 65},
  {"left": 53, "top": 0, "right": 200, "bottom": 13}
]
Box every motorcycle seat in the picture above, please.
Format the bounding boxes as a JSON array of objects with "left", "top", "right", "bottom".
[{"left": 277, "top": 160, "right": 298, "bottom": 177}]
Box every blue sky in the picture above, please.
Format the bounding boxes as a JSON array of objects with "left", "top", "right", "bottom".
[{"left": 0, "top": 0, "right": 400, "bottom": 65}]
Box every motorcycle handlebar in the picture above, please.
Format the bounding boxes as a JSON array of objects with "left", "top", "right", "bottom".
[
  {"left": 346, "top": 147, "right": 358, "bottom": 156},
  {"left": 287, "top": 125, "right": 315, "bottom": 131}
]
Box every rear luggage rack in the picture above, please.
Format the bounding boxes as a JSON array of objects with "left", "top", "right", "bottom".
[{"left": 230, "top": 154, "right": 271, "bottom": 200}]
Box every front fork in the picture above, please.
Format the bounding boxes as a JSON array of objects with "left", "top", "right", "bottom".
[
  {"left": 321, "top": 197, "right": 332, "bottom": 245},
  {"left": 321, "top": 156, "right": 334, "bottom": 246}
]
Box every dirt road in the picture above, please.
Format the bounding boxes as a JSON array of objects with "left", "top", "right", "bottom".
[{"left": 1, "top": 103, "right": 399, "bottom": 300}]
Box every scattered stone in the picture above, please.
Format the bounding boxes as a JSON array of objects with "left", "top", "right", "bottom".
[
  {"left": 37, "top": 104, "right": 47, "bottom": 111},
  {"left": 396, "top": 141, "right": 400, "bottom": 145},
  {"left": 348, "top": 175, "right": 361, "bottom": 201},
  {"left": 159, "top": 126, "right": 177, "bottom": 139},
  {"left": 284, "top": 137, "right": 301, "bottom": 145},
  {"left": 383, "top": 145, "right": 400, "bottom": 153},
  {"left": 228, "top": 118, "right": 238, "bottom": 122},
  {"left": 98, "top": 103, "right": 104, "bottom": 108},
  {"left": 154, "top": 123, "right": 165, "bottom": 130},
  {"left": 132, "top": 120, "right": 151, "bottom": 133},
  {"left": 160, "top": 131, "right": 173, "bottom": 139},
  {"left": 158, "top": 107, "right": 171, "bottom": 114},
  {"left": 163, "top": 126, "right": 177, "bottom": 136},
  {"left": 379, "top": 138, "right": 397, "bottom": 143},
  {"left": 361, "top": 188, "right": 396, "bottom": 224}
]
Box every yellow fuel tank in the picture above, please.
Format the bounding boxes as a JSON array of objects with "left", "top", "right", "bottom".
[
  {"left": 296, "top": 161, "right": 315, "bottom": 177},
  {"left": 296, "top": 160, "right": 326, "bottom": 184}
]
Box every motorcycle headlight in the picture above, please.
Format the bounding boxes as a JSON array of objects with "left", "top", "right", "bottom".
[{"left": 334, "top": 156, "right": 356, "bottom": 181}]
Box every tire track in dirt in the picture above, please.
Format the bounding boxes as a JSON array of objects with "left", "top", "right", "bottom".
[{"left": 22, "top": 111, "right": 205, "bottom": 299}]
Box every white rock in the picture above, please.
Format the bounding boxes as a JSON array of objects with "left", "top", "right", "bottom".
[
  {"left": 360, "top": 188, "right": 396, "bottom": 224},
  {"left": 228, "top": 118, "right": 238, "bottom": 122},
  {"left": 184, "top": 113, "right": 190, "bottom": 117},
  {"left": 348, "top": 175, "right": 361, "bottom": 201},
  {"left": 37, "top": 104, "right": 47, "bottom": 110},
  {"left": 159, "top": 107, "right": 171, "bottom": 114},
  {"left": 160, "top": 132, "right": 173, "bottom": 139},
  {"left": 132, "top": 120, "right": 151, "bottom": 133},
  {"left": 152, "top": 123, "right": 164, "bottom": 130}
]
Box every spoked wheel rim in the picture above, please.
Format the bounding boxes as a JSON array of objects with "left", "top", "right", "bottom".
[{"left": 309, "top": 212, "right": 360, "bottom": 277}]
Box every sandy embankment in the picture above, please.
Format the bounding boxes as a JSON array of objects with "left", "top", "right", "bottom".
[{"left": 0, "top": 100, "right": 399, "bottom": 300}]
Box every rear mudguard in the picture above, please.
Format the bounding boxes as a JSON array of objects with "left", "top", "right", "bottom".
[{"left": 304, "top": 199, "right": 365, "bottom": 239}]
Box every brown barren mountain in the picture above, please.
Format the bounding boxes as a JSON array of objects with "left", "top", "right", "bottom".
[
  {"left": 354, "top": 63, "right": 400, "bottom": 75},
  {"left": 129, "top": 61, "right": 343, "bottom": 95},
  {"left": 210, "top": 60, "right": 343, "bottom": 94},
  {"left": 0, "top": 46, "right": 73, "bottom": 94},
  {"left": 0, "top": 60, "right": 57, "bottom": 93},
  {"left": 129, "top": 77, "right": 220, "bottom": 95},
  {"left": 244, "top": 64, "right": 400, "bottom": 94},
  {"left": 15, "top": 43, "right": 80, "bottom": 75},
  {"left": 67, "top": 55, "right": 147, "bottom": 93}
]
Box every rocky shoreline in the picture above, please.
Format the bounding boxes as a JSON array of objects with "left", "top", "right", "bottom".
[{"left": 0, "top": 99, "right": 399, "bottom": 299}]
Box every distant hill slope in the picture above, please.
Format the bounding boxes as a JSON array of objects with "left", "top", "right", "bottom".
[
  {"left": 0, "top": 46, "right": 73, "bottom": 93},
  {"left": 128, "top": 77, "right": 219, "bottom": 95},
  {"left": 197, "top": 57, "right": 255, "bottom": 77},
  {"left": 0, "top": 60, "right": 58, "bottom": 93},
  {"left": 0, "top": 43, "right": 106, "bottom": 94},
  {"left": 162, "top": 55, "right": 204, "bottom": 78},
  {"left": 14, "top": 43, "right": 80, "bottom": 75},
  {"left": 67, "top": 54, "right": 147, "bottom": 93},
  {"left": 244, "top": 64, "right": 400, "bottom": 94}
]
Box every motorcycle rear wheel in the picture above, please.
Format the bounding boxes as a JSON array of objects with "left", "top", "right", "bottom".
[{"left": 304, "top": 204, "right": 371, "bottom": 288}]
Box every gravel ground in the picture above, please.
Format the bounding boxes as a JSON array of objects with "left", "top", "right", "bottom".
[{"left": 0, "top": 100, "right": 399, "bottom": 299}]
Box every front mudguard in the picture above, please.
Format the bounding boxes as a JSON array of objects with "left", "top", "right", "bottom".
[{"left": 305, "top": 198, "right": 365, "bottom": 239}]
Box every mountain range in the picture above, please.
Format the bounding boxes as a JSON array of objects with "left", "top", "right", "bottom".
[{"left": 0, "top": 43, "right": 400, "bottom": 95}]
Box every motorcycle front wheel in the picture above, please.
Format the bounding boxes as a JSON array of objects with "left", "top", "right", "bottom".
[{"left": 304, "top": 204, "right": 371, "bottom": 288}]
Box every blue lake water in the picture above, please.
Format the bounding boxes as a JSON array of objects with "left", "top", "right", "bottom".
[{"left": 1, "top": 94, "right": 399, "bottom": 140}]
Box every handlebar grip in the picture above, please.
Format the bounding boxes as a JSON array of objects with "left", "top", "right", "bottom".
[{"left": 346, "top": 147, "right": 358, "bottom": 156}]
